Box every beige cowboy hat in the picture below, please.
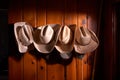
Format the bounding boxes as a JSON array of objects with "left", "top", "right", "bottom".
[
  {"left": 55, "top": 24, "right": 76, "bottom": 59},
  {"left": 33, "top": 24, "right": 61, "bottom": 53},
  {"left": 14, "top": 22, "right": 33, "bottom": 53},
  {"left": 74, "top": 26, "right": 99, "bottom": 54}
]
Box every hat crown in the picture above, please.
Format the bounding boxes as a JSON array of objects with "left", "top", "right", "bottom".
[
  {"left": 59, "top": 25, "right": 72, "bottom": 44},
  {"left": 18, "top": 27, "right": 30, "bottom": 46},
  {"left": 76, "top": 27, "right": 91, "bottom": 45},
  {"left": 14, "top": 22, "right": 33, "bottom": 53},
  {"left": 33, "top": 24, "right": 61, "bottom": 53},
  {"left": 40, "top": 25, "right": 54, "bottom": 44}
]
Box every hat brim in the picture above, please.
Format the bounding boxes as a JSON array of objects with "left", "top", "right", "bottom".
[
  {"left": 33, "top": 24, "right": 61, "bottom": 53},
  {"left": 74, "top": 29, "right": 99, "bottom": 54},
  {"left": 55, "top": 43, "right": 73, "bottom": 54},
  {"left": 14, "top": 22, "right": 28, "bottom": 53},
  {"left": 55, "top": 24, "right": 76, "bottom": 54},
  {"left": 59, "top": 52, "right": 72, "bottom": 59}
]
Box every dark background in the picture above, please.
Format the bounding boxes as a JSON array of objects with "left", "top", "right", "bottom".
[
  {"left": 0, "top": 0, "right": 8, "bottom": 79},
  {"left": 116, "top": 3, "right": 120, "bottom": 80}
]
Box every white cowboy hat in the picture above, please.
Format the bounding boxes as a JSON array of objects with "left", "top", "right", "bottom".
[
  {"left": 55, "top": 24, "right": 76, "bottom": 59},
  {"left": 33, "top": 24, "right": 61, "bottom": 53},
  {"left": 74, "top": 26, "right": 99, "bottom": 54},
  {"left": 14, "top": 22, "right": 33, "bottom": 53}
]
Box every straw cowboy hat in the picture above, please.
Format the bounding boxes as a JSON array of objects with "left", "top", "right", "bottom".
[
  {"left": 33, "top": 24, "right": 61, "bottom": 53},
  {"left": 14, "top": 22, "right": 33, "bottom": 53},
  {"left": 74, "top": 26, "right": 99, "bottom": 54},
  {"left": 55, "top": 24, "right": 76, "bottom": 59}
]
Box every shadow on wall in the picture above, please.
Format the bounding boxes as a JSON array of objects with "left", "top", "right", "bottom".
[
  {"left": 8, "top": 24, "right": 72, "bottom": 64},
  {"left": 8, "top": 23, "right": 95, "bottom": 66},
  {"left": 0, "top": 3, "right": 8, "bottom": 79},
  {"left": 0, "top": 10, "right": 8, "bottom": 76}
]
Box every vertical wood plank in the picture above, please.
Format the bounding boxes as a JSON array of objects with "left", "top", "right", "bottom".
[
  {"left": 8, "top": 0, "right": 23, "bottom": 80},
  {"left": 46, "top": 0, "right": 64, "bottom": 24},
  {"left": 9, "top": 56, "right": 23, "bottom": 80},
  {"left": 92, "top": 0, "right": 103, "bottom": 79},
  {"left": 78, "top": 0, "right": 98, "bottom": 79},
  {"left": 37, "top": 0, "right": 47, "bottom": 80},
  {"left": 8, "top": 0, "right": 22, "bottom": 24},
  {"left": 77, "top": 0, "right": 89, "bottom": 80},
  {"left": 8, "top": 0, "right": 99, "bottom": 80},
  {"left": 46, "top": 0, "right": 65, "bottom": 80},
  {"left": 22, "top": 0, "right": 37, "bottom": 80},
  {"left": 87, "top": 0, "right": 98, "bottom": 34},
  {"left": 103, "top": 0, "right": 113, "bottom": 79},
  {"left": 64, "top": 0, "right": 77, "bottom": 80},
  {"left": 87, "top": 0, "right": 98, "bottom": 79}
]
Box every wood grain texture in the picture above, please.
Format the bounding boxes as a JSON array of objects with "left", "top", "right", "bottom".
[
  {"left": 64, "top": 0, "right": 77, "bottom": 80},
  {"left": 87, "top": 0, "right": 98, "bottom": 34},
  {"left": 76, "top": 0, "right": 88, "bottom": 80},
  {"left": 8, "top": 0, "right": 23, "bottom": 80},
  {"left": 46, "top": 0, "right": 65, "bottom": 80},
  {"left": 36, "top": 0, "right": 47, "bottom": 80},
  {"left": 9, "top": 56, "right": 23, "bottom": 80},
  {"left": 8, "top": 0, "right": 22, "bottom": 24},
  {"left": 46, "top": 0, "right": 63, "bottom": 24},
  {"left": 87, "top": 0, "right": 98, "bottom": 80},
  {"left": 8, "top": 0, "right": 100, "bottom": 80},
  {"left": 22, "top": 0, "right": 37, "bottom": 80}
]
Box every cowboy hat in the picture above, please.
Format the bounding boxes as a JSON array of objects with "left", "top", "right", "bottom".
[
  {"left": 74, "top": 26, "right": 99, "bottom": 54},
  {"left": 33, "top": 24, "right": 61, "bottom": 53},
  {"left": 55, "top": 24, "right": 76, "bottom": 59},
  {"left": 14, "top": 22, "right": 33, "bottom": 53}
]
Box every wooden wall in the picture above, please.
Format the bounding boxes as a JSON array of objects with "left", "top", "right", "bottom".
[
  {"left": 8, "top": 0, "right": 100, "bottom": 80},
  {"left": 93, "top": 0, "right": 120, "bottom": 80}
]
